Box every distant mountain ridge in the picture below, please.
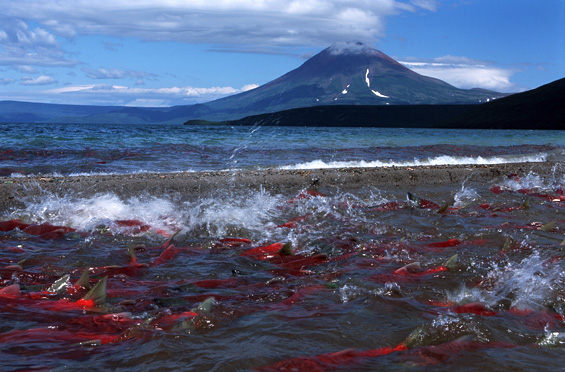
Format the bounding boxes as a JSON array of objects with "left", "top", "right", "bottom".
[{"left": 0, "top": 41, "right": 515, "bottom": 125}]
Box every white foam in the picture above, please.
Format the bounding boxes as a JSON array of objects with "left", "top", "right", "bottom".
[
  {"left": 11, "top": 188, "right": 287, "bottom": 240},
  {"left": 280, "top": 153, "right": 549, "bottom": 170},
  {"left": 17, "top": 193, "right": 183, "bottom": 236}
]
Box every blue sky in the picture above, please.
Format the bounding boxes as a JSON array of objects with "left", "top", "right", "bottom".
[{"left": 0, "top": 0, "right": 563, "bottom": 107}]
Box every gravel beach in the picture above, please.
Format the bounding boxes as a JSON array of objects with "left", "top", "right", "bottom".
[{"left": 0, "top": 162, "right": 560, "bottom": 211}]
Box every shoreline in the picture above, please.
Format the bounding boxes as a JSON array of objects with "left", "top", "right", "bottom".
[{"left": 0, "top": 162, "right": 561, "bottom": 211}]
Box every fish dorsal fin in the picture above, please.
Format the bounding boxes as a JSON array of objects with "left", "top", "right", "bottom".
[
  {"left": 47, "top": 274, "right": 71, "bottom": 294},
  {"left": 278, "top": 242, "right": 293, "bottom": 256},
  {"left": 75, "top": 269, "right": 91, "bottom": 289},
  {"left": 82, "top": 276, "right": 107, "bottom": 305}
]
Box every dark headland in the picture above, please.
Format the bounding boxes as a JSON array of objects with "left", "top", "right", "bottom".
[{"left": 186, "top": 77, "right": 565, "bottom": 130}]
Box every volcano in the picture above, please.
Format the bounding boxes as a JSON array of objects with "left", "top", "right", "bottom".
[{"left": 191, "top": 41, "right": 504, "bottom": 120}]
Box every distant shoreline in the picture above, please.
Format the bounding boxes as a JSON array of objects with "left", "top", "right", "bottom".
[{"left": 0, "top": 162, "right": 560, "bottom": 211}]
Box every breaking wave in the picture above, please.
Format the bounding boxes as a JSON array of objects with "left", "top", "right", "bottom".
[{"left": 280, "top": 152, "right": 553, "bottom": 170}]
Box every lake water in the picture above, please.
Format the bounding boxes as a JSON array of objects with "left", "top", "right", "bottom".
[
  {"left": 0, "top": 123, "right": 564, "bottom": 371},
  {"left": 1, "top": 123, "right": 563, "bottom": 176}
]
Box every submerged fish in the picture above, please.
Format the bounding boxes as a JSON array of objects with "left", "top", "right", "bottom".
[
  {"left": 241, "top": 242, "right": 293, "bottom": 261},
  {"left": 256, "top": 343, "right": 408, "bottom": 371}
]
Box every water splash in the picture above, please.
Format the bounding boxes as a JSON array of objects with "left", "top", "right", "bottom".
[
  {"left": 8, "top": 187, "right": 288, "bottom": 240},
  {"left": 182, "top": 187, "right": 284, "bottom": 239},
  {"left": 453, "top": 183, "right": 480, "bottom": 208},
  {"left": 448, "top": 253, "right": 564, "bottom": 311},
  {"left": 11, "top": 192, "right": 183, "bottom": 236}
]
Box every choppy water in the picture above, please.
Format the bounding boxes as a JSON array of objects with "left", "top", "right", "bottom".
[
  {"left": 0, "top": 123, "right": 564, "bottom": 371},
  {"left": 1, "top": 123, "right": 564, "bottom": 176}
]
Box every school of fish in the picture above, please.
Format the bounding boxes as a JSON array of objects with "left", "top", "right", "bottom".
[{"left": 1, "top": 168, "right": 564, "bottom": 371}]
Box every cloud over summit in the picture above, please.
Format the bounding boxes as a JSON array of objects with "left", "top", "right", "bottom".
[{"left": 328, "top": 41, "right": 381, "bottom": 56}]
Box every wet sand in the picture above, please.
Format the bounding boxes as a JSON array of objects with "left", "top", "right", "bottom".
[{"left": 0, "top": 162, "right": 560, "bottom": 211}]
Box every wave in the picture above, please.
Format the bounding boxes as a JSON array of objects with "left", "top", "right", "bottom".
[{"left": 280, "top": 152, "right": 553, "bottom": 170}]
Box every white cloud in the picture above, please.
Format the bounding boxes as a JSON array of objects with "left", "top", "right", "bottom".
[
  {"left": 329, "top": 41, "right": 381, "bottom": 56},
  {"left": 241, "top": 83, "right": 259, "bottom": 91},
  {"left": 41, "top": 82, "right": 258, "bottom": 106},
  {"left": 82, "top": 67, "right": 156, "bottom": 80},
  {"left": 15, "top": 65, "right": 38, "bottom": 73},
  {"left": 0, "top": 17, "right": 77, "bottom": 67},
  {"left": 401, "top": 56, "right": 516, "bottom": 91},
  {"left": 1, "top": 1, "right": 437, "bottom": 48},
  {"left": 21, "top": 75, "right": 56, "bottom": 85},
  {"left": 409, "top": 0, "right": 438, "bottom": 12},
  {"left": 47, "top": 84, "right": 97, "bottom": 93}
]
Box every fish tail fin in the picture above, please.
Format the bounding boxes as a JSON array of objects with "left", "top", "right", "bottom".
[
  {"left": 193, "top": 296, "right": 216, "bottom": 313},
  {"left": 128, "top": 245, "right": 139, "bottom": 264},
  {"left": 540, "top": 221, "right": 555, "bottom": 232},
  {"left": 278, "top": 242, "right": 293, "bottom": 256},
  {"left": 438, "top": 202, "right": 450, "bottom": 213},
  {"left": 162, "top": 230, "right": 182, "bottom": 249},
  {"left": 443, "top": 254, "right": 458, "bottom": 270},
  {"left": 406, "top": 192, "right": 418, "bottom": 204},
  {"left": 502, "top": 236, "right": 515, "bottom": 251},
  {"left": 81, "top": 276, "right": 107, "bottom": 305}
]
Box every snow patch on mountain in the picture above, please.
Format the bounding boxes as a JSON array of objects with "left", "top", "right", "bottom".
[
  {"left": 372, "top": 90, "right": 389, "bottom": 98},
  {"left": 365, "top": 69, "right": 389, "bottom": 97}
]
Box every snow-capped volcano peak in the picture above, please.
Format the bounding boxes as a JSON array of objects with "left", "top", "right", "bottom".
[
  {"left": 328, "top": 41, "right": 380, "bottom": 56},
  {"left": 200, "top": 42, "right": 503, "bottom": 118}
]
